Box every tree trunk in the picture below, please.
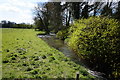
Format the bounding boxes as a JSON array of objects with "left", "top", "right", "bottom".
[
  {"left": 81, "top": 2, "right": 89, "bottom": 19},
  {"left": 72, "top": 2, "right": 80, "bottom": 19}
]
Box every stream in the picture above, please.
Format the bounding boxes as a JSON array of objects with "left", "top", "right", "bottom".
[{"left": 38, "top": 33, "right": 107, "bottom": 80}]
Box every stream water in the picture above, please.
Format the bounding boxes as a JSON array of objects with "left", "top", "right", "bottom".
[{"left": 38, "top": 34, "right": 107, "bottom": 80}]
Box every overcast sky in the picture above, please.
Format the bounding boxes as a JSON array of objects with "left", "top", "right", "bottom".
[{"left": 0, "top": 0, "right": 48, "bottom": 24}]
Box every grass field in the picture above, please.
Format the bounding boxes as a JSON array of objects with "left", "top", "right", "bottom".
[{"left": 2, "top": 28, "right": 94, "bottom": 79}]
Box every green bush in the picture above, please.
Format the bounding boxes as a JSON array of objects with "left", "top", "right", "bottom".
[
  {"left": 68, "top": 16, "right": 120, "bottom": 79},
  {"left": 56, "top": 29, "right": 69, "bottom": 40}
]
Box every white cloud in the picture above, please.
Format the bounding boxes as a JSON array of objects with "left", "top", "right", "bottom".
[
  {"left": 8, "top": 0, "right": 35, "bottom": 9},
  {"left": 0, "top": 0, "right": 60, "bottom": 24},
  {"left": 0, "top": 3, "right": 21, "bottom": 13},
  {"left": 0, "top": 0, "right": 38, "bottom": 24}
]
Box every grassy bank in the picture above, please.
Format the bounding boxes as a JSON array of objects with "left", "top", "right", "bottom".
[
  {"left": 0, "top": 28, "right": 2, "bottom": 79},
  {"left": 2, "top": 28, "right": 94, "bottom": 79}
]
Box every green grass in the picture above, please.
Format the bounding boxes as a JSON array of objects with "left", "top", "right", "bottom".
[
  {"left": 0, "top": 28, "right": 2, "bottom": 80},
  {"left": 2, "top": 28, "right": 94, "bottom": 79}
]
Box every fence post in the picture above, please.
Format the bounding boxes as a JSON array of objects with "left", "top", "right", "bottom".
[{"left": 76, "top": 71, "right": 79, "bottom": 80}]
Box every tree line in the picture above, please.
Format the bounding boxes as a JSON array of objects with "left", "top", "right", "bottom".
[
  {"left": 33, "top": 1, "right": 120, "bottom": 34},
  {"left": 1, "top": 20, "right": 33, "bottom": 29}
]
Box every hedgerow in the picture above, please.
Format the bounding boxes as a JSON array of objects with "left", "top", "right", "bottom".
[
  {"left": 56, "top": 29, "right": 69, "bottom": 40},
  {"left": 67, "top": 16, "right": 120, "bottom": 79}
]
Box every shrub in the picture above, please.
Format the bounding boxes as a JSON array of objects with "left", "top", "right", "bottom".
[
  {"left": 30, "top": 69, "right": 39, "bottom": 75},
  {"left": 34, "top": 56, "right": 39, "bottom": 61},
  {"left": 11, "top": 57, "right": 16, "bottom": 60},
  {"left": 68, "top": 16, "right": 120, "bottom": 79},
  {"left": 26, "top": 67, "right": 33, "bottom": 71},
  {"left": 6, "top": 49, "right": 10, "bottom": 52},
  {"left": 16, "top": 48, "right": 27, "bottom": 54},
  {"left": 42, "top": 55, "right": 46, "bottom": 59},
  {"left": 49, "top": 56, "right": 55, "bottom": 62},
  {"left": 56, "top": 29, "right": 69, "bottom": 40},
  {"left": 2, "top": 58, "right": 9, "bottom": 63},
  {"left": 50, "top": 56, "right": 55, "bottom": 60}
]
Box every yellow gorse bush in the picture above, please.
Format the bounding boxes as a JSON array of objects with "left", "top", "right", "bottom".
[{"left": 68, "top": 16, "right": 120, "bottom": 79}]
